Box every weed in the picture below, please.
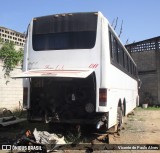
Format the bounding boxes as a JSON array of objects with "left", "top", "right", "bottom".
[
  {"left": 128, "top": 118, "right": 135, "bottom": 121},
  {"left": 12, "top": 109, "right": 27, "bottom": 118},
  {"left": 138, "top": 118, "right": 145, "bottom": 121}
]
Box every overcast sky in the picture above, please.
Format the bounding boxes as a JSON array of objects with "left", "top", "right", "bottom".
[{"left": 0, "top": 0, "right": 160, "bottom": 44}]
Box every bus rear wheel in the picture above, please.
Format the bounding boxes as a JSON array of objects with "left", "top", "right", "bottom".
[{"left": 117, "top": 107, "right": 123, "bottom": 131}]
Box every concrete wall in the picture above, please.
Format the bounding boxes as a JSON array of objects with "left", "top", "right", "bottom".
[
  {"left": 156, "top": 51, "right": 160, "bottom": 104},
  {"left": 138, "top": 73, "right": 158, "bottom": 105},
  {"left": 131, "top": 50, "right": 160, "bottom": 106},
  {"left": 0, "top": 60, "right": 23, "bottom": 110},
  {"left": 126, "top": 36, "right": 160, "bottom": 106},
  {"left": 131, "top": 51, "right": 156, "bottom": 72}
]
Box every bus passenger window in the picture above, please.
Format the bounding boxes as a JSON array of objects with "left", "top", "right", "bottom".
[
  {"left": 109, "top": 32, "right": 118, "bottom": 63},
  {"left": 109, "top": 31, "right": 113, "bottom": 58},
  {"left": 118, "top": 46, "right": 124, "bottom": 66},
  {"left": 114, "top": 38, "right": 118, "bottom": 63}
]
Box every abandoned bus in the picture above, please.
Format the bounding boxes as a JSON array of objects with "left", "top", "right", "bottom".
[{"left": 13, "top": 12, "right": 139, "bottom": 131}]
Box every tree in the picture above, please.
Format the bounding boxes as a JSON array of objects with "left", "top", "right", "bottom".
[
  {"left": 0, "top": 40, "right": 23, "bottom": 77},
  {"left": 0, "top": 37, "right": 3, "bottom": 43}
]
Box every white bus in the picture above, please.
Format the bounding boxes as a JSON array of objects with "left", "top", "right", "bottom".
[{"left": 14, "top": 12, "right": 139, "bottom": 131}]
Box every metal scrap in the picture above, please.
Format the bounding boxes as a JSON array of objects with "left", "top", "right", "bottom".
[{"left": 0, "top": 116, "right": 26, "bottom": 126}]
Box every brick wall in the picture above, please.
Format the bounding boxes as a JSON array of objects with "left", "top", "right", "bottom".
[{"left": 0, "top": 60, "right": 23, "bottom": 110}]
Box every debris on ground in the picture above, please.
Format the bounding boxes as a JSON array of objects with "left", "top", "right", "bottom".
[
  {"left": 127, "top": 110, "right": 135, "bottom": 117},
  {"left": 14, "top": 129, "right": 47, "bottom": 152},
  {"left": 0, "top": 108, "right": 26, "bottom": 126},
  {"left": 96, "top": 133, "right": 108, "bottom": 142},
  {"left": 0, "top": 107, "right": 12, "bottom": 116},
  {"left": 0, "top": 116, "right": 26, "bottom": 126},
  {"left": 13, "top": 128, "right": 67, "bottom": 152},
  {"left": 33, "top": 128, "right": 66, "bottom": 152},
  {"left": 121, "top": 126, "right": 125, "bottom": 130}
]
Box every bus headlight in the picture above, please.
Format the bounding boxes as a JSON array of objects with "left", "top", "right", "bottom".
[{"left": 85, "top": 103, "right": 94, "bottom": 113}]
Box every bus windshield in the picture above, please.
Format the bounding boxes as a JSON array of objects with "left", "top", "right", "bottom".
[{"left": 32, "top": 12, "right": 98, "bottom": 51}]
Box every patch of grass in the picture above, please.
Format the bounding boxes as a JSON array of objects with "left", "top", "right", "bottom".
[
  {"left": 12, "top": 109, "right": 27, "bottom": 118},
  {"left": 135, "top": 107, "right": 143, "bottom": 110},
  {"left": 127, "top": 125, "right": 137, "bottom": 131},
  {"left": 128, "top": 118, "right": 135, "bottom": 121},
  {"left": 143, "top": 106, "right": 160, "bottom": 110},
  {"left": 136, "top": 106, "right": 160, "bottom": 111},
  {"left": 137, "top": 118, "right": 145, "bottom": 121}
]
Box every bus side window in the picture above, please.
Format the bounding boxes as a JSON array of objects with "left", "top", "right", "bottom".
[
  {"left": 124, "top": 52, "right": 128, "bottom": 70},
  {"left": 109, "top": 31, "right": 113, "bottom": 58},
  {"left": 122, "top": 49, "right": 125, "bottom": 68},
  {"left": 130, "top": 61, "right": 133, "bottom": 74},
  {"left": 127, "top": 57, "right": 130, "bottom": 72},
  {"left": 109, "top": 31, "right": 118, "bottom": 63},
  {"left": 118, "top": 46, "right": 124, "bottom": 66},
  {"left": 132, "top": 63, "right": 134, "bottom": 75},
  {"left": 128, "top": 59, "right": 131, "bottom": 73},
  {"left": 113, "top": 38, "right": 118, "bottom": 63}
]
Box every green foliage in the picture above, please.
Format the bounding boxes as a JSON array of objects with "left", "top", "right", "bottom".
[
  {"left": 0, "top": 41, "right": 23, "bottom": 77},
  {"left": 143, "top": 106, "right": 160, "bottom": 110},
  {"left": 136, "top": 106, "right": 160, "bottom": 110},
  {"left": 0, "top": 37, "right": 3, "bottom": 43}
]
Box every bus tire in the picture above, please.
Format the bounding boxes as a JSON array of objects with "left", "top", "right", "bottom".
[
  {"left": 123, "top": 100, "right": 126, "bottom": 116},
  {"left": 117, "top": 106, "right": 123, "bottom": 131}
]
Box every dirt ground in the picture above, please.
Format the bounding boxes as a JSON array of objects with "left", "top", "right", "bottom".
[
  {"left": 0, "top": 108, "right": 160, "bottom": 153},
  {"left": 104, "top": 108, "right": 160, "bottom": 153},
  {"left": 110, "top": 108, "right": 160, "bottom": 144}
]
